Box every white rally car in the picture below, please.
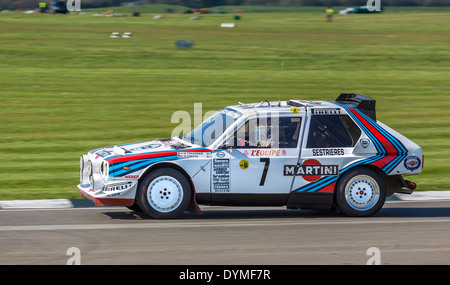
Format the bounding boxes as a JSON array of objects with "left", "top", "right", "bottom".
[{"left": 78, "top": 94, "right": 423, "bottom": 218}]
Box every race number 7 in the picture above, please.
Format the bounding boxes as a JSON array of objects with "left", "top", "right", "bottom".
[{"left": 259, "top": 158, "right": 270, "bottom": 186}]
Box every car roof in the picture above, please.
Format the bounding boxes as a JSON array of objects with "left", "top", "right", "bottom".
[
  {"left": 226, "top": 93, "right": 377, "bottom": 121},
  {"left": 227, "top": 100, "right": 340, "bottom": 115}
]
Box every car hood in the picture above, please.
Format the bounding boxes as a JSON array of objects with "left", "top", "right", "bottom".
[{"left": 89, "top": 138, "right": 209, "bottom": 164}]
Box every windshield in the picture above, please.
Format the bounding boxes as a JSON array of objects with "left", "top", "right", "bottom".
[{"left": 184, "top": 109, "right": 241, "bottom": 147}]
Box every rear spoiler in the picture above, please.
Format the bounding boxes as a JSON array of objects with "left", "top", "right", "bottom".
[{"left": 335, "top": 93, "right": 376, "bottom": 121}]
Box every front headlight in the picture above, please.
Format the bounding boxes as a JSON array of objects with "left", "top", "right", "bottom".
[
  {"left": 89, "top": 173, "right": 103, "bottom": 191},
  {"left": 89, "top": 174, "right": 94, "bottom": 189},
  {"left": 80, "top": 155, "right": 89, "bottom": 184},
  {"left": 101, "top": 161, "right": 109, "bottom": 179},
  {"left": 87, "top": 160, "right": 93, "bottom": 176}
]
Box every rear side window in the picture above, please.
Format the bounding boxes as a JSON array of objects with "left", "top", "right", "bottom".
[{"left": 306, "top": 115, "right": 361, "bottom": 148}]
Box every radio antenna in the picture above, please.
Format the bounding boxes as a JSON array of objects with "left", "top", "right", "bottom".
[{"left": 278, "top": 60, "right": 284, "bottom": 106}]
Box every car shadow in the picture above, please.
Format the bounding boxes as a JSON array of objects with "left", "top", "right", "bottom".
[
  {"left": 102, "top": 204, "right": 450, "bottom": 220},
  {"left": 183, "top": 208, "right": 341, "bottom": 220},
  {"left": 103, "top": 207, "right": 341, "bottom": 220},
  {"left": 375, "top": 207, "right": 450, "bottom": 218}
]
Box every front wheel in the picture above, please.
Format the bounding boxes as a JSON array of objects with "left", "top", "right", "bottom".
[
  {"left": 137, "top": 168, "right": 191, "bottom": 219},
  {"left": 335, "top": 168, "right": 386, "bottom": 217}
]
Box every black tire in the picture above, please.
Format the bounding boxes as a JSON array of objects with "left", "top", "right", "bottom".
[
  {"left": 126, "top": 203, "right": 142, "bottom": 212},
  {"left": 335, "top": 167, "right": 386, "bottom": 217},
  {"left": 137, "top": 168, "right": 191, "bottom": 219}
]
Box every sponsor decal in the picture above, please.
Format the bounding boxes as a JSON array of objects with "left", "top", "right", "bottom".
[
  {"left": 404, "top": 155, "right": 421, "bottom": 171},
  {"left": 311, "top": 108, "right": 341, "bottom": 115},
  {"left": 239, "top": 159, "right": 249, "bottom": 170},
  {"left": 177, "top": 152, "right": 211, "bottom": 159},
  {"left": 104, "top": 182, "right": 133, "bottom": 192},
  {"left": 215, "top": 151, "right": 226, "bottom": 158},
  {"left": 283, "top": 159, "right": 338, "bottom": 182},
  {"left": 124, "top": 175, "right": 139, "bottom": 179},
  {"left": 290, "top": 107, "right": 301, "bottom": 114},
  {"left": 95, "top": 150, "right": 112, "bottom": 159},
  {"left": 250, "top": 149, "right": 281, "bottom": 156},
  {"left": 129, "top": 143, "right": 162, "bottom": 151},
  {"left": 312, "top": 148, "right": 344, "bottom": 156},
  {"left": 360, "top": 138, "right": 370, "bottom": 148},
  {"left": 212, "top": 159, "right": 230, "bottom": 192}
]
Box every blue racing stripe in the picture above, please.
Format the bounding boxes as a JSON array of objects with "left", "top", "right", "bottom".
[
  {"left": 352, "top": 108, "right": 407, "bottom": 174},
  {"left": 111, "top": 155, "right": 178, "bottom": 177},
  {"left": 295, "top": 154, "right": 384, "bottom": 192}
]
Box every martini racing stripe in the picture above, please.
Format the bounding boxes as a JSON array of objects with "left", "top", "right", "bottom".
[
  {"left": 345, "top": 107, "right": 407, "bottom": 174},
  {"left": 334, "top": 103, "right": 385, "bottom": 155},
  {"left": 109, "top": 155, "right": 178, "bottom": 172},
  {"left": 111, "top": 155, "right": 179, "bottom": 177},
  {"left": 355, "top": 110, "right": 407, "bottom": 174},
  {"left": 106, "top": 148, "right": 209, "bottom": 164},
  {"left": 107, "top": 148, "right": 210, "bottom": 177},
  {"left": 294, "top": 154, "right": 385, "bottom": 193},
  {"left": 335, "top": 103, "right": 407, "bottom": 173},
  {"left": 294, "top": 104, "right": 406, "bottom": 193}
]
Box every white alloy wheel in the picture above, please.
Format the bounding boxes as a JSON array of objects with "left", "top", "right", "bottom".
[
  {"left": 137, "top": 168, "right": 191, "bottom": 219},
  {"left": 345, "top": 175, "right": 380, "bottom": 211},
  {"left": 147, "top": 176, "right": 184, "bottom": 213},
  {"left": 335, "top": 167, "right": 386, "bottom": 217}
]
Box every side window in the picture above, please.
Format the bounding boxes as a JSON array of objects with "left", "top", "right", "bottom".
[
  {"left": 306, "top": 115, "right": 361, "bottom": 148},
  {"left": 279, "top": 116, "right": 302, "bottom": 148},
  {"left": 226, "top": 116, "right": 302, "bottom": 148}
]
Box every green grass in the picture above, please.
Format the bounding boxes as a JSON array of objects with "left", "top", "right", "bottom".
[{"left": 0, "top": 9, "right": 448, "bottom": 200}]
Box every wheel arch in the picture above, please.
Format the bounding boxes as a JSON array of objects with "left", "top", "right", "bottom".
[
  {"left": 334, "top": 163, "right": 401, "bottom": 198},
  {"left": 346, "top": 164, "right": 403, "bottom": 197}
]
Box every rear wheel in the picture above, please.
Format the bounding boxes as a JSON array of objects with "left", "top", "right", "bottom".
[
  {"left": 335, "top": 168, "right": 386, "bottom": 217},
  {"left": 137, "top": 168, "right": 191, "bottom": 219}
]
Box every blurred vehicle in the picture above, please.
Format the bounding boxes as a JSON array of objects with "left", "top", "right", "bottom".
[
  {"left": 339, "top": 8, "right": 355, "bottom": 14},
  {"left": 41, "top": 0, "right": 68, "bottom": 14},
  {"left": 339, "top": 6, "right": 383, "bottom": 14},
  {"left": 78, "top": 94, "right": 422, "bottom": 218}
]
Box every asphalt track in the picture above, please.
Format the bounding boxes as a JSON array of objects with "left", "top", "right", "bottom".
[{"left": 0, "top": 200, "right": 449, "bottom": 265}]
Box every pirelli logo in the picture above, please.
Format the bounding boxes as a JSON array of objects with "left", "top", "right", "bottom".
[
  {"left": 311, "top": 108, "right": 341, "bottom": 115},
  {"left": 283, "top": 164, "right": 339, "bottom": 177}
]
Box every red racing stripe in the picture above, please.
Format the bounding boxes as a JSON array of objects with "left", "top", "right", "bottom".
[
  {"left": 318, "top": 182, "right": 336, "bottom": 193},
  {"left": 107, "top": 148, "right": 210, "bottom": 164},
  {"left": 348, "top": 108, "right": 398, "bottom": 168}
]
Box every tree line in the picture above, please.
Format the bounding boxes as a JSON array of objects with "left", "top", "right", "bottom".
[{"left": 1, "top": 0, "right": 448, "bottom": 10}]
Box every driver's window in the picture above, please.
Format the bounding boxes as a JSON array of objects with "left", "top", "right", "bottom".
[
  {"left": 224, "top": 116, "right": 302, "bottom": 149},
  {"left": 223, "top": 118, "right": 255, "bottom": 148}
]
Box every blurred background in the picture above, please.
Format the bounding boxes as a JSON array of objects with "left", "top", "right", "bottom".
[{"left": 0, "top": 0, "right": 448, "bottom": 200}]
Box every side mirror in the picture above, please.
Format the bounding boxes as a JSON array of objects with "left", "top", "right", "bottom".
[
  {"left": 219, "top": 143, "right": 231, "bottom": 150},
  {"left": 218, "top": 138, "right": 234, "bottom": 149}
]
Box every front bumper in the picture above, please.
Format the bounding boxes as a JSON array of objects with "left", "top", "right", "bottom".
[
  {"left": 78, "top": 182, "right": 136, "bottom": 207},
  {"left": 79, "top": 153, "right": 138, "bottom": 207}
]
